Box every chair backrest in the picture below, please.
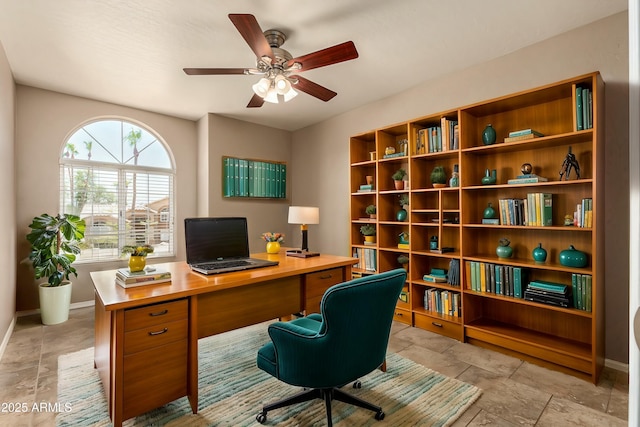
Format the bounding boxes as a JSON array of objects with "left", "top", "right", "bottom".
[{"left": 316, "top": 268, "right": 406, "bottom": 382}]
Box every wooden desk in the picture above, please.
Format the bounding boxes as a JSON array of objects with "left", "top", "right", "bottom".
[{"left": 92, "top": 252, "right": 354, "bottom": 427}]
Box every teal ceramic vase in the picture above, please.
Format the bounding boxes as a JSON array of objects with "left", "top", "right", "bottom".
[
  {"left": 396, "top": 209, "right": 407, "bottom": 222},
  {"left": 532, "top": 243, "right": 547, "bottom": 263},
  {"left": 559, "top": 245, "right": 587, "bottom": 267},
  {"left": 483, "top": 202, "right": 496, "bottom": 219},
  {"left": 482, "top": 124, "right": 496, "bottom": 145},
  {"left": 481, "top": 169, "right": 497, "bottom": 185},
  {"left": 496, "top": 245, "right": 513, "bottom": 258}
]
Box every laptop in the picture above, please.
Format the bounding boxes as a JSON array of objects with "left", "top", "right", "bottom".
[{"left": 184, "top": 217, "right": 279, "bottom": 275}]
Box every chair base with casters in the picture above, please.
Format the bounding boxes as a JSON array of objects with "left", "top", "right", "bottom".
[{"left": 255, "top": 385, "right": 385, "bottom": 426}]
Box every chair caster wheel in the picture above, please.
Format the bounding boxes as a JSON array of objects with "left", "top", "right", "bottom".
[
  {"left": 375, "top": 410, "right": 385, "bottom": 421},
  {"left": 256, "top": 412, "right": 267, "bottom": 424},
  {"left": 353, "top": 380, "right": 362, "bottom": 389}
]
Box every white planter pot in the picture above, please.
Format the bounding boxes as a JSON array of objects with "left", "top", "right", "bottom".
[{"left": 38, "top": 282, "right": 72, "bottom": 325}]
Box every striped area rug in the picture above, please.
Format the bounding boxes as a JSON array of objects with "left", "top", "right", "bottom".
[{"left": 56, "top": 323, "right": 481, "bottom": 426}]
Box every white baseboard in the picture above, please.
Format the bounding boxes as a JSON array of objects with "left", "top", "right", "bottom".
[
  {"left": 605, "top": 358, "right": 629, "bottom": 374},
  {"left": 16, "top": 299, "right": 95, "bottom": 318},
  {"left": 0, "top": 315, "right": 17, "bottom": 363}
]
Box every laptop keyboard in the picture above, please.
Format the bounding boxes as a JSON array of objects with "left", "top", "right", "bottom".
[{"left": 198, "top": 260, "right": 251, "bottom": 270}]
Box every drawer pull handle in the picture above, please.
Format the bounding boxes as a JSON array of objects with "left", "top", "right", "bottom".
[
  {"left": 320, "top": 274, "right": 333, "bottom": 280},
  {"left": 149, "top": 328, "right": 168, "bottom": 336},
  {"left": 395, "top": 312, "right": 403, "bottom": 316},
  {"left": 431, "top": 322, "right": 443, "bottom": 328},
  {"left": 149, "top": 309, "right": 168, "bottom": 317}
]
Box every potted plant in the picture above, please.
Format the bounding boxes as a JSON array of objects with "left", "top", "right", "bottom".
[
  {"left": 392, "top": 168, "right": 406, "bottom": 190},
  {"left": 365, "top": 204, "right": 377, "bottom": 219},
  {"left": 360, "top": 224, "right": 376, "bottom": 244},
  {"left": 122, "top": 244, "right": 154, "bottom": 272},
  {"left": 397, "top": 193, "right": 409, "bottom": 221},
  {"left": 430, "top": 166, "right": 447, "bottom": 188},
  {"left": 397, "top": 254, "right": 409, "bottom": 270},
  {"left": 26, "top": 213, "right": 86, "bottom": 325}
]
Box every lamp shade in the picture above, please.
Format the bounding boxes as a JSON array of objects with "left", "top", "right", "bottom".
[{"left": 288, "top": 206, "right": 319, "bottom": 225}]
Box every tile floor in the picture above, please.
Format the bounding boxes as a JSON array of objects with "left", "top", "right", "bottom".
[{"left": 0, "top": 307, "right": 629, "bottom": 426}]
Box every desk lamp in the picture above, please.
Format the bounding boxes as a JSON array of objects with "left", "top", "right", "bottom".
[{"left": 287, "top": 206, "right": 320, "bottom": 258}]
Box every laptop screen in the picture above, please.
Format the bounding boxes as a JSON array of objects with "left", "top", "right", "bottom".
[{"left": 184, "top": 217, "right": 250, "bottom": 265}]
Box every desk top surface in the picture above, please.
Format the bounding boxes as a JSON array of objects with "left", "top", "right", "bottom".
[{"left": 92, "top": 252, "right": 356, "bottom": 311}]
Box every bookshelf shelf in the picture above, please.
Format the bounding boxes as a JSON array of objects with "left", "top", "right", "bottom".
[{"left": 349, "top": 72, "right": 603, "bottom": 383}]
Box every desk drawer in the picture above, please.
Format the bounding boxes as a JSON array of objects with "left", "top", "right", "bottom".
[
  {"left": 124, "top": 319, "right": 188, "bottom": 355},
  {"left": 124, "top": 299, "right": 188, "bottom": 332},
  {"left": 123, "top": 340, "right": 188, "bottom": 420}
]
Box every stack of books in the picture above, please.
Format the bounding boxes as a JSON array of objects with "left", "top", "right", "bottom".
[
  {"left": 423, "top": 268, "right": 447, "bottom": 283},
  {"left": 507, "top": 174, "right": 549, "bottom": 184},
  {"left": 356, "top": 184, "right": 374, "bottom": 193},
  {"left": 524, "top": 280, "right": 571, "bottom": 308},
  {"left": 504, "top": 129, "right": 544, "bottom": 143},
  {"left": 116, "top": 267, "right": 172, "bottom": 288}
]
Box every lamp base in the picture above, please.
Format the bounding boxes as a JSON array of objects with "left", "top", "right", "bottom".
[{"left": 286, "top": 249, "right": 320, "bottom": 258}]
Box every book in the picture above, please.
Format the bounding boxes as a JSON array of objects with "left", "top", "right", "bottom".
[
  {"left": 116, "top": 276, "right": 172, "bottom": 288},
  {"left": 397, "top": 243, "right": 410, "bottom": 249},
  {"left": 504, "top": 133, "right": 542, "bottom": 143},
  {"left": 482, "top": 218, "right": 500, "bottom": 225},
  {"left": 508, "top": 129, "right": 544, "bottom": 138},
  {"left": 116, "top": 267, "right": 171, "bottom": 283},
  {"left": 430, "top": 247, "right": 454, "bottom": 253},
  {"left": 507, "top": 175, "right": 549, "bottom": 184},
  {"left": 528, "top": 280, "right": 569, "bottom": 294},
  {"left": 423, "top": 275, "right": 447, "bottom": 283}
]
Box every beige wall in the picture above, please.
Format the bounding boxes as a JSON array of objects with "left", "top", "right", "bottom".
[
  {"left": 203, "top": 114, "right": 292, "bottom": 251},
  {"left": 291, "top": 12, "right": 630, "bottom": 363},
  {"left": 0, "top": 42, "right": 16, "bottom": 349},
  {"left": 15, "top": 87, "right": 199, "bottom": 310}
]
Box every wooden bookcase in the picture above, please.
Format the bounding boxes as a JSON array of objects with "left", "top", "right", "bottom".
[{"left": 349, "top": 72, "right": 604, "bottom": 383}]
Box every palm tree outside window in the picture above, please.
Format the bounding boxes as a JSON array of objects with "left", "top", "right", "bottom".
[{"left": 59, "top": 118, "right": 176, "bottom": 262}]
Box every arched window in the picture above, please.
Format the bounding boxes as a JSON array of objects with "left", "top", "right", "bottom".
[{"left": 60, "top": 118, "right": 175, "bottom": 262}]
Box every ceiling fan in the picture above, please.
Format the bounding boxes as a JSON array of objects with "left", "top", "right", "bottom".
[{"left": 183, "top": 14, "right": 359, "bottom": 108}]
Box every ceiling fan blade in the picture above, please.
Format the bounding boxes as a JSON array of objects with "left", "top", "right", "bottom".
[
  {"left": 183, "top": 68, "right": 247, "bottom": 75},
  {"left": 287, "top": 41, "right": 358, "bottom": 72},
  {"left": 228, "top": 14, "right": 274, "bottom": 61},
  {"left": 294, "top": 76, "right": 337, "bottom": 102},
  {"left": 247, "top": 93, "right": 265, "bottom": 108}
]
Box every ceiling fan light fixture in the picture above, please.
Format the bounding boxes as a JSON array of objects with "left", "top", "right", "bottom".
[
  {"left": 274, "top": 74, "right": 291, "bottom": 95},
  {"left": 263, "top": 87, "right": 280, "bottom": 104},
  {"left": 252, "top": 77, "right": 271, "bottom": 98}
]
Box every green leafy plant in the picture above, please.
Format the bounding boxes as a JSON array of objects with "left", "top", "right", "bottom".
[
  {"left": 398, "top": 194, "right": 409, "bottom": 207},
  {"left": 499, "top": 238, "right": 511, "bottom": 247},
  {"left": 430, "top": 166, "right": 447, "bottom": 184},
  {"left": 360, "top": 224, "right": 376, "bottom": 236},
  {"left": 392, "top": 168, "right": 407, "bottom": 181},
  {"left": 397, "top": 254, "right": 409, "bottom": 265},
  {"left": 26, "top": 214, "right": 86, "bottom": 287},
  {"left": 121, "top": 244, "right": 155, "bottom": 257},
  {"left": 365, "top": 204, "right": 376, "bottom": 215}
]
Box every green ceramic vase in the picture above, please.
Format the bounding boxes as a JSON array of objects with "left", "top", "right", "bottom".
[
  {"left": 482, "top": 124, "right": 496, "bottom": 145},
  {"left": 532, "top": 243, "right": 547, "bottom": 263},
  {"left": 559, "top": 245, "right": 587, "bottom": 267}
]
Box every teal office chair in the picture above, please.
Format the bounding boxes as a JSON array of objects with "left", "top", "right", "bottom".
[{"left": 255, "top": 269, "right": 407, "bottom": 426}]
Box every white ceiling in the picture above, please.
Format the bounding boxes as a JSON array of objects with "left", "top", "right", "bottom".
[{"left": 0, "top": 0, "right": 628, "bottom": 131}]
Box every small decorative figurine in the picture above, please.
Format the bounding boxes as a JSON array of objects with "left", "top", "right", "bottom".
[
  {"left": 559, "top": 146, "right": 580, "bottom": 180},
  {"left": 398, "top": 232, "right": 409, "bottom": 245},
  {"left": 564, "top": 214, "right": 574, "bottom": 226},
  {"left": 430, "top": 235, "right": 438, "bottom": 250},
  {"left": 449, "top": 164, "right": 459, "bottom": 187}
]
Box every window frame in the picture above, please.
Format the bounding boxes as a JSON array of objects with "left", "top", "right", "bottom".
[{"left": 59, "top": 117, "right": 176, "bottom": 263}]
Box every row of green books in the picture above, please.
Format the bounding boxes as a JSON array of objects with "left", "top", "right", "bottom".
[
  {"left": 223, "top": 157, "right": 286, "bottom": 199},
  {"left": 572, "top": 273, "right": 592, "bottom": 312},
  {"left": 576, "top": 85, "right": 593, "bottom": 130},
  {"left": 468, "top": 261, "right": 529, "bottom": 298},
  {"left": 497, "top": 193, "right": 552, "bottom": 227},
  {"left": 352, "top": 247, "right": 377, "bottom": 272}
]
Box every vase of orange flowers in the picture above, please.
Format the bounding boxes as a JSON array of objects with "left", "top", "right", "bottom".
[
  {"left": 261, "top": 232, "right": 284, "bottom": 254},
  {"left": 122, "top": 244, "right": 154, "bottom": 272}
]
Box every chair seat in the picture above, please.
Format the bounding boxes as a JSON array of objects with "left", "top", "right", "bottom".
[{"left": 257, "top": 314, "right": 323, "bottom": 377}]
